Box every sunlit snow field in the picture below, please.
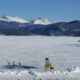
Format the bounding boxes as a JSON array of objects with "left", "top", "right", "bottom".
[{"left": 0, "top": 36, "right": 80, "bottom": 80}]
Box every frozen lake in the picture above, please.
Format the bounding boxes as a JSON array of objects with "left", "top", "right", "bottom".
[
  {"left": 0, "top": 36, "right": 80, "bottom": 70},
  {"left": 0, "top": 36, "right": 80, "bottom": 80}
]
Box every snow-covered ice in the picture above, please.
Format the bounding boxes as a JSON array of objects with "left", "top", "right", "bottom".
[{"left": 0, "top": 35, "right": 80, "bottom": 80}]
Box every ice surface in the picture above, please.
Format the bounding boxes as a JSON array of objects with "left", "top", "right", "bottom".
[{"left": 0, "top": 36, "right": 80, "bottom": 80}]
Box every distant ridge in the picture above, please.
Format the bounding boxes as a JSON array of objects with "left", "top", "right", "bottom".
[{"left": 0, "top": 16, "right": 80, "bottom": 36}]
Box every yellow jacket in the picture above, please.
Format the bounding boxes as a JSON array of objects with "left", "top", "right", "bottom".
[{"left": 44, "top": 63, "right": 52, "bottom": 69}]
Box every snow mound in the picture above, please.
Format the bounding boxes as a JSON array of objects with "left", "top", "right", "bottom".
[
  {"left": 0, "top": 16, "right": 29, "bottom": 23},
  {"left": 0, "top": 67, "right": 80, "bottom": 80}
]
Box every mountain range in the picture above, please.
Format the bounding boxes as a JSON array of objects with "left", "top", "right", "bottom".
[{"left": 0, "top": 16, "right": 80, "bottom": 36}]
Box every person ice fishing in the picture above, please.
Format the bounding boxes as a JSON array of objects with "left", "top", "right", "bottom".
[{"left": 44, "top": 58, "right": 54, "bottom": 70}]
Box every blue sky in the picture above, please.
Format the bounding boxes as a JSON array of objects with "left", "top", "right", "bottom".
[{"left": 0, "top": 0, "right": 80, "bottom": 22}]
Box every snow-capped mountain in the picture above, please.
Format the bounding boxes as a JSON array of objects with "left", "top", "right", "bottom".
[
  {"left": 0, "top": 16, "right": 80, "bottom": 36},
  {"left": 0, "top": 16, "right": 53, "bottom": 25},
  {"left": 0, "top": 16, "right": 29, "bottom": 23},
  {"left": 31, "top": 17, "right": 53, "bottom": 25}
]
